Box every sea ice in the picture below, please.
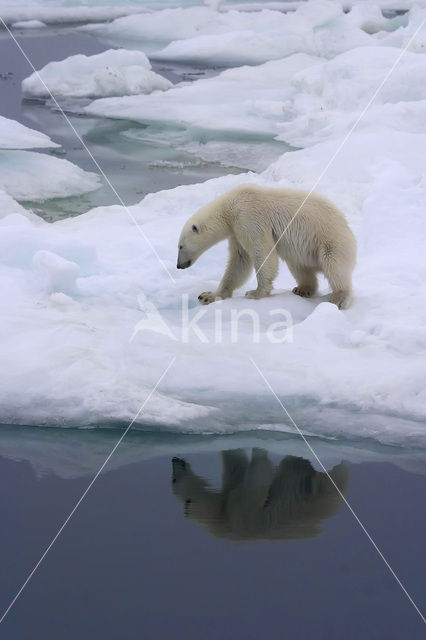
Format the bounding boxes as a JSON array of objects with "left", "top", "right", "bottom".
[
  {"left": 0, "top": 5, "right": 151, "bottom": 26},
  {"left": 0, "top": 115, "right": 59, "bottom": 150},
  {"left": 11, "top": 19, "right": 46, "bottom": 28},
  {"left": 86, "top": 42, "right": 426, "bottom": 153},
  {"left": 0, "top": 150, "right": 101, "bottom": 201},
  {"left": 86, "top": 54, "right": 323, "bottom": 139},
  {"left": 1, "top": 0, "right": 425, "bottom": 449},
  {"left": 274, "top": 46, "right": 426, "bottom": 147},
  {"left": 0, "top": 125, "right": 425, "bottom": 445},
  {"left": 33, "top": 250, "right": 80, "bottom": 295},
  {"left": 82, "top": 1, "right": 375, "bottom": 64},
  {"left": 0, "top": 116, "right": 101, "bottom": 202},
  {"left": 22, "top": 49, "right": 172, "bottom": 99}
]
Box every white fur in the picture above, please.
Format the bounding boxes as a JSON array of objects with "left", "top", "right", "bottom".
[{"left": 177, "top": 184, "right": 357, "bottom": 309}]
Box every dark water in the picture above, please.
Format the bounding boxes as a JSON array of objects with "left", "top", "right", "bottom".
[
  {"left": 0, "top": 429, "right": 425, "bottom": 639},
  {"left": 0, "top": 25, "right": 245, "bottom": 220}
]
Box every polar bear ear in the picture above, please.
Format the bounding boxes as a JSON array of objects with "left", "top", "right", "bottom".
[{"left": 192, "top": 224, "right": 200, "bottom": 233}]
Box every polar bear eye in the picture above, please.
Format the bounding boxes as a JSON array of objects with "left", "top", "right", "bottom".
[
  {"left": 192, "top": 224, "right": 199, "bottom": 233},
  {"left": 179, "top": 245, "right": 183, "bottom": 250}
]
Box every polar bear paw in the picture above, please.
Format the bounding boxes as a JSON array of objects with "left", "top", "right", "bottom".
[
  {"left": 330, "top": 290, "right": 351, "bottom": 310},
  {"left": 292, "top": 285, "right": 315, "bottom": 298},
  {"left": 198, "top": 291, "right": 222, "bottom": 305}
]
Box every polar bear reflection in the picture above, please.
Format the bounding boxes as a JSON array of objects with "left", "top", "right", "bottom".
[{"left": 172, "top": 449, "right": 348, "bottom": 540}]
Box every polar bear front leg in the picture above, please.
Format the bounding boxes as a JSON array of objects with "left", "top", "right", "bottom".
[
  {"left": 245, "top": 241, "right": 278, "bottom": 300},
  {"left": 198, "top": 239, "right": 253, "bottom": 305}
]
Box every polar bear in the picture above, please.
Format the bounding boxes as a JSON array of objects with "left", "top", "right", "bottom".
[
  {"left": 172, "top": 449, "right": 348, "bottom": 540},
  {"left": 177, "top": 185, "right": 356, "bottom": 309}
]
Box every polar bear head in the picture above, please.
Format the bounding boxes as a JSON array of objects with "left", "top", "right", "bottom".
[
  {"left": 177, "top": 218, "right": 204, "bottom": 269},
  {"left": 177, "top": 198, "right": 231, "bottom": 269}
]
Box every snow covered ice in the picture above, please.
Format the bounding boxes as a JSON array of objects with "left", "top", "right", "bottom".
[
  {"left": 0, "top": 151, "right": 101, "bottom": 201},
  {"left": 80, "top": 1, "right": 426, "bottom": 66},
  {"left": 0, "top": 117, "right": 101, "bottom": 201},
  {"left": 0, "top": 5, "right": 153, "bottom": 26},
  {"left": 0, "top": 115, "right": 58, "bottom": 150},
  {"left": 10, "top": 19, "right": 47, "bottom": 29},
  {"left": 22, "top": 49, "right": 172, "bottom": 99},
  {"left": 0, "top": 0, "right": 425, "bottom": 450},
  {"left": 82, "top": 2, "right": 375, "bottom": 64},
  {"left": 86, "top": 53, "right": 322, "bottom": 138}
]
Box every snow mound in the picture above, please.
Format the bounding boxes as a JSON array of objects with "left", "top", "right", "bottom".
[
  {"left": 0, "top": 150, "right": 101, "bottom": 201},
  {"left": 22, "top": 49, "right": 172, "bottom": 100},
  {"left": 0, "top": 115, "right": 59, "bottom": 150},
  {"left": 33, "top": 250, "right": 80, "bottom": 295}
]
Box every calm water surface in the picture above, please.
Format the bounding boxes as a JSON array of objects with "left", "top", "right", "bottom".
[{"left": 0, "top": 428, "right": 425, "bottom": 639}]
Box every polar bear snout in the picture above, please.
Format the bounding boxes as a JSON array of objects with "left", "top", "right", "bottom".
[
  {"left": 177, "top": 245, "right": 192, "bottom": 269},
  {"left": 177, "top": 259, "right": 191, "bottom": 269}
]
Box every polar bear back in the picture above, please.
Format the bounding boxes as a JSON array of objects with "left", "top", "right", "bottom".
[{"left": 226, "top": 184, "right": 355, "bottom": 268}]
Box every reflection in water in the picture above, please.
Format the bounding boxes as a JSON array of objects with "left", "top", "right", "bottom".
[{"left": 172, "top": 448, "right": 349, "bottom": 540}]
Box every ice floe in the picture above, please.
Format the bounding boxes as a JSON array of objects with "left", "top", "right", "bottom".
[
  {"left": 0, "top": 0, "right": 425, "bottom": 449},
  {"left": 0, "top": 116, "right": 101, "bottom": 202},
  {"left": 83, "top": 1, "right": 375, "bottom": 64},
  {"left": 0, "top": 125, "right": 425, "bottom": 445},
  {"left": 22, "top": 49, "right": 172, "bottom": 99},
  {"left": 86, "top": 42, "right": 426, "bottom": 153},
  {"left": 0, "top": 150, "right": 101, "bottom": 201},
  {"left": 86, "top": 54, "right": 323, "bottom": 140},
  {"left": 0, "top": 115, "right": 59, "bottom": 150},
  {"left": 11, "top": 19, "right": 46, "bottom": 28},
  {"left": 0, "top": 5, "right": 151, "bottom": 26}
]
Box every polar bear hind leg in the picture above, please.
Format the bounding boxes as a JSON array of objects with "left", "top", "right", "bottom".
[
  {"left": 320, "top": 250, "right": 353, "bottom": 310},
  {"left": 287, "top": 261, "right": 319, "bottom": 298}
]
